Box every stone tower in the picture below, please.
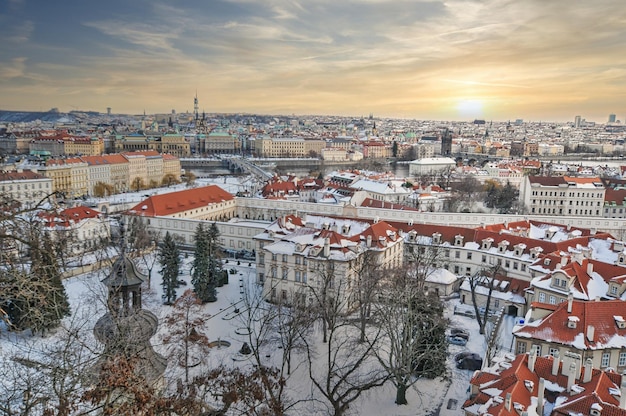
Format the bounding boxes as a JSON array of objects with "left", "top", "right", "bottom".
[{"left": 93, "top": 248, "right": 166, "bottom": 387}]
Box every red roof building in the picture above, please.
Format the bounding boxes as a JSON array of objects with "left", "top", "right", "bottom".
[
  {"left": 127, "top": 185, "right": 236, "bottom": 221},
  {"left": 464, "top": 350, "right": 626, "bottom": 416}
]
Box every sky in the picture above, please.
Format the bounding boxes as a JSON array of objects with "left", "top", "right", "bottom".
[{"left": 1, "top": 0, "right": 625, "bottom": 122}]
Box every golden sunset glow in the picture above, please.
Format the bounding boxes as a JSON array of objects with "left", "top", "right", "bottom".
[{"left": 0, "top": 1, "right": 624, "bottom": 121}]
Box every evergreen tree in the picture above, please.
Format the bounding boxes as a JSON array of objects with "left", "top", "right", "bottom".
[
  {"left": 206, "top": 222, "right": 222, "bottom": 298},
  {"left": 191, "top": 223, "right": 216, "bottom": 303},
  {"left": 159, "top": 232, "right": 181, "bottom": 305},
  {"left": 26, "top": 230, "right": 70, "bottom": 333}
]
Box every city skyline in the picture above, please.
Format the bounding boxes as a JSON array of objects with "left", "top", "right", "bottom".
[{"left": 1, "top": 0, "right": 625, "bottom": 122}]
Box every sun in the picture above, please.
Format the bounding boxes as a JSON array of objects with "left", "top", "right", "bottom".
[{"left": 456, "top": 99, "right": 484, "bottom": 119}]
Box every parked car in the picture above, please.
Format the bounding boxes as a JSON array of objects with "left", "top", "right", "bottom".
[
  {"left": 455, "top": 352, "right": 483, "bottom": 370},
  {"left": 450, "top": 328, "right": 470, "bottom": 340},
  {"left": 447, "top": 335, "right": 468, "bottom": 346}
]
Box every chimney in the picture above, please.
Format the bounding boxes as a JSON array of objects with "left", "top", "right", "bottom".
[
  {"left": 537, "top": 377, "right": 545, "bottom": 416},
  {"left": 620, "top": 372, "right": 626, "bottom": 409},
  {"left": 366, "top": 235, "right": 372, "bottom": 247},
  {"left": 552, "top": 351, "right": 560, "bottom": 376},
  {"left": 583, "top": 358, "right": 593, "bottom": 383},
  {"left": 323, "top": 238, "right": 330, "bottom": 257},
  {"left": 587, "top": 325, "right": 595, "bottom": 342},
  {"left": 587, "top": 261, "right": 594, "bottom": 275},
  {"left": 561, "top": 256, "right": 568, "bottom": 266},
  {"left": 567, "top": 293, "right": 573, "bottom": 313},
  {"left": 528, "top": 345, "right": 538, "bottom": 373},
  {"left": 505, "top": 392, "right": 512, "bottom": 411},
  {"left": 567, "top": 362, "right": 577, "bottom": 392}
]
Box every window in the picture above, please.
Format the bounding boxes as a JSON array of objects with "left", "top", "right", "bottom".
[
  {"left": 619, "top": 352, "right": 626, "bottom": 367},
  {"left": 454, "top": 265, "right": 459, "bottom": 274},
  {"left": 521, "top": 264, "right": 526, "bottom": 271},
  {"left": 549, "top": 295, "right": 556, "bottom": 305},
  {"left": 612, "top": 285, "right": 619, "bottom": 295},
  {"left": 466, "top": 252, "right": 472, "bottom": 260},
  {"left": 302, "top": 272, "right": 307, "bottom": 283},
  {"left": 303, "top": 258, "right": 308, "bottom": 266},
  {"left": 455, "top": 251, "right": 460, "bottom": 259},
  {"left": 295, "top": 271, "right": 301, "bottom": 282},
  {"left": 482, "top": 255, "right": 487, "bottom": 263},
  {"left": 538, "top": 292, "right": 546, "bottom": 303},
  {"left": 295, "top": 256, "right": 301, "bottom": 265},
  {"left": 271, "top": 267, "right": 277, "bottom": 278},
  {"left": 281, "top": 290, "right": 287, "bottom": 300},
  {"left": 259, "top": 254, "right": 265, "bottom": 265},
  {"left": 272, "top": 253, "right": 277, "bottom": 261},
  {"left": 601, "top": 352, "right": 610, "bottom": 368},
  {"left": 517, "top": 341, "right": 526, "bottom": 354},
  {"left": 549, "top": 348, "right": 558, "bottom": 357},
  {"left": 259, "top": 273, "right": 264, "bottom": 283},
  {"left": 282, "top": 254, "right": 288, "bottom": 263}
]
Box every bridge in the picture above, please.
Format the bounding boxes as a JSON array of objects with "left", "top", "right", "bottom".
[{"left": 222, "top": 156, "right": 274, "bottom": 181}]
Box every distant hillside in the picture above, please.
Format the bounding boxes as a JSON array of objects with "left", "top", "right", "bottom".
[{"left": 0, "top": 110, "right": 73, "bottom": 123}]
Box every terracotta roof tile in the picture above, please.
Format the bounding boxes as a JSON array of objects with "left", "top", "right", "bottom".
[{"left": 128, "top": 185, "right": 234, "bottom": 217}]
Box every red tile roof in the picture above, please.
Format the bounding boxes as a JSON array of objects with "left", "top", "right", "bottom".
[
  {"left": 0, "top": 170, "right": 46, "bottom": 181},
  {"left": 39, "top": 205, "right": 102, "bottom": 227},
  {"left": 350, "top": 220, "right": 399, "bottom": 249},
  {"left": 514, "top": 299, "right": 626, "bottom": 350},
  {"left": 465, "top": 352, "right": 626, "bottom": 416},
  {"left": 360, "top": 198, "right": 419, "bottom": 211},
  {"left": 127, "top": 185, "right": 234, "bottom": 217}
]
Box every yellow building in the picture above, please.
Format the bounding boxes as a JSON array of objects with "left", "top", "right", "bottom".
[
  {"left": 162, "top": 154, "right": 182, "bottom": 182},
  {"left": 64, "top": 136, "right": 105, "bottom": 156},
  {"left": 40, "top": 157, "right": 89, "bottom": 198},
  {"left": 256, "top": 137, "right": 326, "bottom": 157},
  {"left": 159, "top": 134, "right": 191, "bottom": 157}
]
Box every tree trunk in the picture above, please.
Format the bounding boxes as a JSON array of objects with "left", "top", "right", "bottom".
[{"left": 395, "top": 383, "right": 408, "bottom": 405}]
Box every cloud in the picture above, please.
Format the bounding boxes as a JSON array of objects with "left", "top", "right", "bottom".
[{"left": 0, "top": 57, "right": 27, "bottom": 79}]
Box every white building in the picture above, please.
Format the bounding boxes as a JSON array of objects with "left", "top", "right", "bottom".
[
  {"left": 408, "top": 157, "right": 456, "bottom": 177},
  {"left": 520, "top": 176, "right": 606, "bottom": 217},
  {"left": 39, "top": 205, "right": 110, "bottom": 255},
  {"left": 255, "top": 215, "right": 404, "bottom": 308},
  {"left": 0, "top": 169, "right": 53, "bottom": 207}
]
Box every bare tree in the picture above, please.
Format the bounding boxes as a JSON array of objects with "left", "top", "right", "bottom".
[
  {"left": 162, "top": 289, "right": 211, "bottom": 384},
  {"left": 467, "top": 264, "right": 503, "bottom": 335},
  {"left": 125, "top": 215, "right": 160, "bottom": 287},
  {"left": 236, "top": 278, "right": 310, "bottom": 414},
  {"left": 372, "top": 268, "right": 448, "bottom": 405},
  {"left": 304, "top": 261, "right": 388, "bottom": 416},
  {"left": 349, "top": 252, "right": 383, "bottom": 343}
]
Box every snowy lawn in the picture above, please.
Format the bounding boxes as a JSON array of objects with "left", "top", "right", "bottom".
[{"left": 1, "top": 252, "right": 497, "bottom": 415}]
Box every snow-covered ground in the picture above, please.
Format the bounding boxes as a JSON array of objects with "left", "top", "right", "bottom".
[{"left": 0, "top": 249, "right": 506, "bottom": 415}]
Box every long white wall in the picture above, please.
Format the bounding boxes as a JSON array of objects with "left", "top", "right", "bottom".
[{"left": 235, "top": 197, "right": 626, "bottom": 237}]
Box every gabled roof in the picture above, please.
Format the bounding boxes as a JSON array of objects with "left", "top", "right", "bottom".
[
  {"left": 531, "top": 258, "right": 626, "bottom": 300},
  {"left": 513, "top": 299, "right": 626, "bottom": 350},
  {"left": 39, "top": 205, "right": 102, "bottom": 228},
  {"left": 0, "top": 170, "right": 46, "bottom": 181},
  {"left": 127, "top": 185, "right": 234, "bottom": 217},
  {"left": 350, "top": 220, "right": 400, "bottom": 249},
  {"left": 465, "top": 352, "right": 626, "bottom": 416}
]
